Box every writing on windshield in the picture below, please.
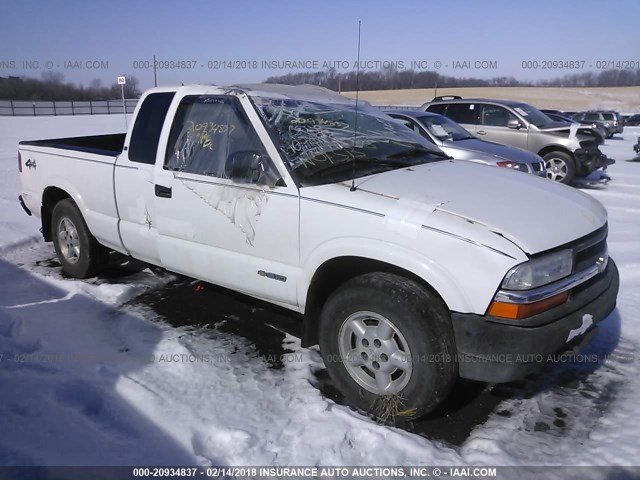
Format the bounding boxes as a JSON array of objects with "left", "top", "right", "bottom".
[{"left": 253, "top": 98, "right": 444, "bottom": 184}]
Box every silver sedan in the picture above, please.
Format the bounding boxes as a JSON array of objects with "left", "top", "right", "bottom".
[{"left": 387, "top": 110, "right": 546, "bottom": 177}]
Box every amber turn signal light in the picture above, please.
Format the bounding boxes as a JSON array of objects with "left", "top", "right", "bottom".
[{"left": 488, "top": 291, "right": 569, "bottom": 320}]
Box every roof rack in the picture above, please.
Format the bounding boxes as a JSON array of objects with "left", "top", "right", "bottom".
[{"left": 432, "top": 95, "right": 462, "bottom": 101}]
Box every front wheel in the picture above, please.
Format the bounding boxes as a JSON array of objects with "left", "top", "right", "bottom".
[
  {"left": 318, "top": 272, "right": 458, "bottom": 421},
  {"left": 51, "top": 199, "right": 107, "bottom": 278},
  {"left": 544, "top": 151, "right": 576, "bottom": 184}
]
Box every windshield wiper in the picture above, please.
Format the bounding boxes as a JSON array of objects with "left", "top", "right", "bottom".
[
  {"left": 301, "top": 158, "right": 426, "bottom": 183},
  {"left": 452, "top": 136, "right": 475, "bottom": 141},
  {"left": 386, "top": 146, "right": 450, "bottom": 160},
  {"left": 313, "top": 158, "right": 411, "bottom": 176}
]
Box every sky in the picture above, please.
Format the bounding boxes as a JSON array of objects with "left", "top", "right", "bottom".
[{"left": 2, "top": 0, "right": 639, "bottom": 90}]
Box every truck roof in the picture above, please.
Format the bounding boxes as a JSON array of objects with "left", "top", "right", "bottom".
[{"left": 143, "top": 83, "right": 355, "bottom": 104}]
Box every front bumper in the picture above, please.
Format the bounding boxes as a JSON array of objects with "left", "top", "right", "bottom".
[
  {"left": 574, "top": 148, "right": 614, "bottom": 175},
  {"left": 451, "top": 259, "right": 619, "bottom": 383}
]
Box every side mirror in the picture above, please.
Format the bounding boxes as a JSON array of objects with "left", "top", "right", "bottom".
[
  {"left": 507, "top": 119, "right": 523, "bottom": 130},
  {"left": 226, "top": 150, "right": 271, "bottom": 184}
]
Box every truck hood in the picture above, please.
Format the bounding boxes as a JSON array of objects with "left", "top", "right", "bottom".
[
  {"left": 442, "top": 138, "right": 542, "bottom": 164},
  {"left": 315, "top": 160, "right": 607, "bottom": 254}
]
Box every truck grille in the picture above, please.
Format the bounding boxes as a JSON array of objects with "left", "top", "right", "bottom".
[
  {"left": 575, "top": 238, "right": 607, "bottom": 273},
  {"left": 572, "top": 224, "right": 608, "bottom": 275}
]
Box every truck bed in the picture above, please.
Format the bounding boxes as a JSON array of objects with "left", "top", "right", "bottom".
[{"left": 19, "top": 133, "right": 125, "bottom": 157}]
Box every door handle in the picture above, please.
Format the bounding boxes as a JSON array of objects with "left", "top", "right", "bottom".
[
  {"left": 155, "top": 185, "right": 172, "bottom": 198},
  {"left": 477, "top": 130, "right": 487, "bottom": 135}
]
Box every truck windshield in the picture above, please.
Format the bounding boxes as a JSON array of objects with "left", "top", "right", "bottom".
[{"left": 253, "top": 98, "right": 447, "bottom": 186}]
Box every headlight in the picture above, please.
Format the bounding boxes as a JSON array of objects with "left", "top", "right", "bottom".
[
  {"left": 496, "top": 160, "right": 529, "bottom": 172},
  {"left": 502, "top": 249, "right": 573, "bottom": 290}
]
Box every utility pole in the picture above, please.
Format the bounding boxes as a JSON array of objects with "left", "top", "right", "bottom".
[
  {"left": 153, "top": 54, "right": 158, "bottom": 87},
  {"left": 117, "top": 76, "right": 128, "bottom": 129}
]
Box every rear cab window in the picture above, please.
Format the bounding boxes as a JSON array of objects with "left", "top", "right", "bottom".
[{"left": 128, "top": 92, "right": 175, "bottom": 164}]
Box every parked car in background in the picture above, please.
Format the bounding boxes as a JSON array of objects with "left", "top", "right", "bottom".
[
  {"left": 421, "top": 96, "right": 610, "bottom": 184},
  {"left": 386, "top": 110, "right": 546, "bottom": 176},
  {"left": 608, "top": 111, "right": 625, "bottom": 135},
  {"left": 572, "top": 111, "right": 623, "bottom": 138},
  {"left": 626, "top": 114, "right": 640, "bottom": 126},
  {"left": 544, "top": 112, "right": 607, "bottom": 142},
  {"left": 540, "top": 109, "right": 565, "bottom": 116},
  {"left": 543, "top": 112, "right": 575, "bottom": 123}
]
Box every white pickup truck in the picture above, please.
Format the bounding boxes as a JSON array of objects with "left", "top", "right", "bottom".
[{"left": 18, "top": 84, "right": 619, "bottom": 419}]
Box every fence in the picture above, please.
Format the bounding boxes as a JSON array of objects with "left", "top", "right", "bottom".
[
  {"left": 0, "top": 99, "right": 139, "bottom": 116},
  {"left": 0, "top": 100, "right": 416, "bottom": 116}
]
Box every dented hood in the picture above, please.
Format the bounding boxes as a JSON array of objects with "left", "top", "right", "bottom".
[
  {"left": 350, "top": 160, "right": 607, "bottom": 254},
  {"left": 538, "top": 122, "right": 601, "bottom": 141}
]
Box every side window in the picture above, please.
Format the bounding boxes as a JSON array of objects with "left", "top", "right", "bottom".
[
  {"left": 165, "top": 96, "right": 279, "bottom": 185},
  {"left": 584, "top": 113, "right": 600, "bottom": 121},
  {"left": 445, "top": 104, "right": 477, "bottom": 124},
  {"left": 479, "top": 105, "right": 517, "bottom": 127},
  {"left": 129, "top": 92, "right": 175, "bottom": 164},
  {"left": 391, "top": 116, "right": 418, "bottom": 132},
  {"left": 425, "top": 103, "right": 447, "bottom": 115},
  {"left": 397, "top": 117, "right": 435, "bottom": 144}
]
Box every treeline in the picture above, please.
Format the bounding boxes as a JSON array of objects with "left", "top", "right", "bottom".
[
  {"left": 265, "top": 68, "right": 640, "bottom": 91},
  {"left": 0, "top": 72, "right": 141, "bottom": 100}
]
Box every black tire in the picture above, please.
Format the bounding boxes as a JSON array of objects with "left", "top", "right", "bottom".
[
  {"left": 318, "top": 272, "right": 458, "bottom": 421},
  {"left": 51, "top": 198, "right": 107, "bottom": 278},
  {"left": 544, "top": 151, "right": 576, "bottom": 184}
]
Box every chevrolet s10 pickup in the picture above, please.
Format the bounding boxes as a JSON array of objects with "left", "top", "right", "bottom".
[{"left": 18, "top": 84, "right": 619, "bottom": 419}]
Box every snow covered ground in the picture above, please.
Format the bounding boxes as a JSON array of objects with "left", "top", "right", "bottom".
[{"left": 0, "top": 115, "right": 639, "bottom": 474}]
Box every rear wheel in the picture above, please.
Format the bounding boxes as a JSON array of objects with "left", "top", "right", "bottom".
[
  {"left": 544, "top": 151, "right": 576, "bottom": 184},
  {"left": 51, "top": 199, "right": 107, "bottom": 278},
  {"left": 318, "top": 272, "right": 458, "bottom": 421}
]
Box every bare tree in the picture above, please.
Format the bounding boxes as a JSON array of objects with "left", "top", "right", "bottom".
[{"left": 265, "top": 68, "right": 640, "bottom": 91}]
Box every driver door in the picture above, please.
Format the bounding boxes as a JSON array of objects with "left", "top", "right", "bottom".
[
  {"left": 476, "top": 104, "right": 529, "bottom": 150},
  {"left": 153, "top": 94, "right": 300, "bottom": 306}
]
